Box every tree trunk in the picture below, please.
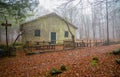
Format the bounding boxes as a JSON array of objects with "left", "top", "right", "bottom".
[
  {"left": 12, "top": 31, "right": 24, "bottom": 47},
  {"left": 66, "top": 22, "right": 75, "bottom": 48},
  {"left": 106, "top": 0, "right": 109, "bottom": 45}
]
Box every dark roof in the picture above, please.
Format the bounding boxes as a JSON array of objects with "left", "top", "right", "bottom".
[{"left": 21, "top": 12, "right": 77, "bottom": 29}]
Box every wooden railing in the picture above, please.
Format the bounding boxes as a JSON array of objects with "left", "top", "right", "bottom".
[
  {"left": 34, "top": 41, "right": 55, "bottom": 50},
  {"left": 63, "top": 40, "right": 105, "bottom": 49},
  {"left": 63, "top": 40, "right": 75, "bottom": 49},
  {"left": 75, "top": 40, "right": 104, "bottom": 48},
  {"left": 24, "top": 40, "right": 105, "bottom": 51},
  {"left": 24, "top": 41, "right": 55, "bottom": 50}
]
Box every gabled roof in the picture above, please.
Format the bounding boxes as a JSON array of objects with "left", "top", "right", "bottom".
[{"left": 21, "top": 12, "right": 77, "bottom": 29}]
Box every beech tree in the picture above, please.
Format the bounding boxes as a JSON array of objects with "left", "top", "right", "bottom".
[{"left": 55, "top": 0, "right": 120, "bottom": 45}]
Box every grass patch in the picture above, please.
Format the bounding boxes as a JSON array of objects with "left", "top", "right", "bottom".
[
  {"left": 91, "top": 56, "right": 99, "bottom": 66},
  {"left": 60, "top": 65, "right": 67, "bottom": 71},
  {"left": 91, "top": 60, "right": 98, "bottom": 66},
  {"left": 45, "top": 65, "right": 67, "bottom": 77},
  {"left": 50, "top": 68, "right": 62, "bottom": 76}
]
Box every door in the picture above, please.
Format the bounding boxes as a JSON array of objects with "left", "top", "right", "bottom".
[{"left": 51, "top": 32, "right": 56, "bottom": 44}]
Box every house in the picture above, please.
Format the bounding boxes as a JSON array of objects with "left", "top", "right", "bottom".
[{"left": 20, "top": 13, "right": 77, "bottom": 44}]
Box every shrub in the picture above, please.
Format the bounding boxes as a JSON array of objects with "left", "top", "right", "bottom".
[
  {"left": 92, "top": 56, "right": 99, "bottom": 61},
  {"left": 0, "top": 45, "right": 9, "bottom": 57},
  {"left": 50, "top": 68, "right": 62, "bottom": 76},
  {"left": 60, "top": 65, "right": 67, "bottom": 71},
  {"left": 0, "top": 49, "right": 7, "bottom": 57},
  {"left": 0, "top": 45, "right": 7, "bottom": 51},
  {"left": 112, "top": 49, "right": 120, "bottom": 55},
  {"left": 12, "top": 43, "right": 24, "bottom": 49},
  {"left": 13, "top": 43, "right": 23, "bottom": 46},
  {"left": 0, "top": 45, "right": 17, "bottom": 57}
]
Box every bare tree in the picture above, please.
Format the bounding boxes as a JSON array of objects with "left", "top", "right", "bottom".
[{"left": 54, "top": 0, "right": 120, "bottom": 44}]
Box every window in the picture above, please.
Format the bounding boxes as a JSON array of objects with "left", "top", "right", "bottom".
[
  {"left": 65, "top": 31, "right": 68, "bottom": 37},
  {"left": 34, "top": 29, "right": 40, "bottom": 36}
]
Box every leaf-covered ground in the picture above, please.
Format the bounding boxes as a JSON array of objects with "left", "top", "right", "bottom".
[{"left": 0, "top": 44, "right": 120, "bottom": 77}]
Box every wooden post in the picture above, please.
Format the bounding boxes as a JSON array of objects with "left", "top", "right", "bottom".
[
  {"left": 82, "top": 40, "right": 83, "bottom": 48},
  {"left": 87, "top": 40, "right": 88, "bottom": 47},
  {"left": 1, "top": 21, "right": 11, "bottom": 55},
  {"left": 90, "top": 40, "right": 91, "bottom": 48},
  {"left": 96, "top": 40, "right": 97, "bottom": 47}
]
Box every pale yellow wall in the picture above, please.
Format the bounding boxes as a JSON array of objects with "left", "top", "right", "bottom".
[{"left": 22, "top": 15, "right": 76, "bottom": 44}]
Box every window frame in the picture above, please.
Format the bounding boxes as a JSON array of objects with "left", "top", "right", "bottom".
[
  {"left": 64, "top": 31, "right": 69, "bottom": 38},
  {"left": 34, "top": 29, "right": 40, "bottom": 37}
]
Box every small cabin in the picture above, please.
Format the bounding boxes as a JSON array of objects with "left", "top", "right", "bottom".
[{"left": 20, "top": 13, "right": 77, "bottom": 44}]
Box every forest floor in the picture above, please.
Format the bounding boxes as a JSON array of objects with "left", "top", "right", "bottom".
[{"left": 0, "top": 44, "right": 120, "bottom": 77}]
